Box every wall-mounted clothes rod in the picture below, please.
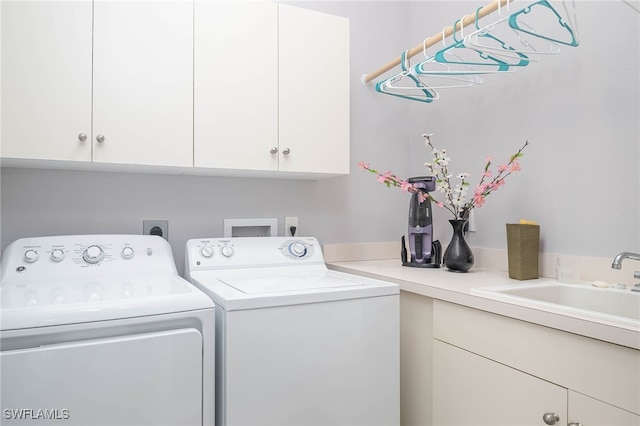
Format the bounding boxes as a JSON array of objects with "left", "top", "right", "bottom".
[{"left": 361, "top": 0, "right": 514, "bottom": 85}]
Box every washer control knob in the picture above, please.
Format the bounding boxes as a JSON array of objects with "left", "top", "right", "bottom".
[
  {"left": 220, "top": 245, "right": 234, "bottom": 258},
  {"left": 288, "top": 242, "right": 307, "bottom": 258},
  {"left": 51, "top": 249, "right": 65, "bottom": 262},
  {"left": 24, "top": 250, "right": 39, "bottom": 263},
  {"left": 121, "top": 246, "right": 134, "bottom": 259},
  {"left": 83, "top": 245, "right": 105, "bottom": 264},
  {"left": 200, "top": 245, "right": 214, "bottom": 258}
]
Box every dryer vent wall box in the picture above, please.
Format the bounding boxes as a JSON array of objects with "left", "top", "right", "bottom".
[{"left": 223, "top": 218, "right": 277, "bottom": 237}]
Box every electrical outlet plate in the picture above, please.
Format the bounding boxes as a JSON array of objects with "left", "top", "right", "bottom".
[
  {"left": 285, "top": 216, "right": 299, "bottom": 237},
  {"left": 143, "top": 220, "right": 168, "bottom": 240}
]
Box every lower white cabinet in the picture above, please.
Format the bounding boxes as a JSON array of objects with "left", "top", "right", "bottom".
[
  {"left": 433, "top": 339, "right": 567, "bottom": 426},
  {"left": 432, "top": 300, "right": 640, "bottom": 426}
]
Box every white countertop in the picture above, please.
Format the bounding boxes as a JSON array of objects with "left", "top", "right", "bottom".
[{"left": 328, "top": 259, "right": 640, "bottom": 350}]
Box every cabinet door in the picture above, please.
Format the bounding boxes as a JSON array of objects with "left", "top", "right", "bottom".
[
  {"left": 569, "top": 391, "right": 640, "bottom": 426},
  {"left": 279, "top": 4, "right": 350, "bottom": 175},
  {"left": 194, "top": 1, "right": 278, "bottom": 171},
  {"left": 433, "top": 340, "right": 567, "bottom": 426},
  {"left": 92, "top": 0, "right": 193, "bottom": 167},
  {"left": 1, "top": 0, "right": 92, "bottom": 161}
]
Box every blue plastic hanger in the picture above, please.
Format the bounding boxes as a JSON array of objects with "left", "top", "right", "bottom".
[
  {"left": 431, "top": 17, "right": 514, "bottom": 72},
  {"left": 462, "top": 6, "right": 532, "bottom": 66},
  {"left": 375, "top": 50, "right": 437, "bottom": 103},
  {"left": 509, "top": 0, "right": 579, "bottom": 47}
]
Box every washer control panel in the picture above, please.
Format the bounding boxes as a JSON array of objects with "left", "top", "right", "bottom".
[{"left": 186, "top": 237, "right": 323, "bottom": 270}]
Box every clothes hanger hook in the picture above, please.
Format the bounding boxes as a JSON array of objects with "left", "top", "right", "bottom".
[
  {"left": 423, "top": 37, "right": 432, "bottom": 58},
  {"left": 452, "top": 19, "right": 462, "bottom": 43}
]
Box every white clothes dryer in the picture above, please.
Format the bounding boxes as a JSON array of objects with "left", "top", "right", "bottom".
[
  {"left": 185, "top": 236, "right": 399, "bottom": 426},
  {"left": 1, "top": 235, "right": 215, "bottom": 426}
]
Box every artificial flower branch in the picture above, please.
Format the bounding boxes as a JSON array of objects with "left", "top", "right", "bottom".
[{"left": 359, "top": 133, "right": 529, "bottom": 220}]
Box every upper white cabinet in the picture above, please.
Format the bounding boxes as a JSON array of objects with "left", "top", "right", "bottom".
[
  {"left": 194, "top": 1, "right": 279, "bottom": 171},
  {"left": 2, "top": 0, "right": 193, "bottom": 168},
  {"left": 92, "top": 0, "right": 193, "bottom": 167},
  {"left": 1, "top": 1, "right": 93, "bottom": 162},
  {"left": 194, "top": 2, "right": 350, "bottom": 176},
  {"left": 3, "top": 1, "right": 348, "bottom": 176},
  {"left": 279, "top": 4, "right": 350, "bottom": 175}
]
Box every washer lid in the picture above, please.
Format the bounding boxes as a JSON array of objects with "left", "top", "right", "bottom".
[
  {"left": 219, "top": 269, "right": 365, "bottom": 294},
  {"left": 0, "top": 275, "right": 214, "bottom": 331},
  {"left": 189, "top": 265, "right": 399, "bottom": 311}
]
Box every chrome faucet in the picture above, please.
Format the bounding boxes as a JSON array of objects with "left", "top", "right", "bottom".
[
  {"left": 611, "top": 252, "right": 640, "bottom": 269},
  {"left": 612, "top": 252, "right": 640, "bottom": 292}
]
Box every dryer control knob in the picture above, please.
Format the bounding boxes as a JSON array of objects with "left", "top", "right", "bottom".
[
  {"left": 83, "top": 245, "right": 105, "bottom": 264},
  {"left": 24, "top": 250, "right": 39, "bottom": 263},
  {"left": 289, "top": 242, "right": 307, "bottom": 258},
  {"left": 220, "top": 245, "right": 234, "bottom": 258},
  {"left": 51, "top": 249, "right": 65, "bottom": 262},
  {"left": 200, "top": 245, "right": 214, "bottom": 258},
  {"left": 121, "top": 246, "right": 134, "bottom": 259}
]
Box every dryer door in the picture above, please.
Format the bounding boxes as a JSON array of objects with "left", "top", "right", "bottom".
[{"left": 1, "top": 328, "right": 203, "bottom": 426}]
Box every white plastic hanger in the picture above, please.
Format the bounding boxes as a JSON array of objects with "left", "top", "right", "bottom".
[{"left": 465, "top": 1, "right": 562, "bottom": 58}]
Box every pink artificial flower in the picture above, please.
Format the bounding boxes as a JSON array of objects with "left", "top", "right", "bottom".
[
  {"left": 498, "top": 164, "right": 508, "bottom": 173},
  {"left": 436, "top": 201, "right": 444, "bottom": 208},
  {"left": 376, "top": 173, "right": 387, "bottom": 184},
  {"left": 418, "top": 192, "right": 429, "bottom": 203},
  {"left": 485, "top": 156, "right": 493, "bottom": 163},
  {"left": 400, "top": 180, "right": 412, "bottom": 192},
  {"left": 475, "top": 183, "right": 488, "bottom": 196},
  {"left": 483, "top": 170, "right": 493, "bottom": 178},
  {"left": 357, "top": 161, "right": 369, "bottom": 170},
  {"left": 474, "top": 194, "right": 486, "bottom": 207},
  {"left": 509, "top": 161, "right": 522, "bottom": 172}
]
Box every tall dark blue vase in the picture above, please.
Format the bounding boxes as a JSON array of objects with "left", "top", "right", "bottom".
[{"left": 443, "top": 219, "right": 474, "bottom": 272}]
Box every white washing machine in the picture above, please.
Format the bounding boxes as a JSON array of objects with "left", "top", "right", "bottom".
[
  {"left": 185, "top": 236, "right": 400, "bottom": 426},
  {"left": 0, "top": 235, "right": 215, "bottom": 426}
]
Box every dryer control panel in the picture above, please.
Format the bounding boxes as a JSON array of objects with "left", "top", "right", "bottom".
[
  {"left": 1, "top": 234, "right": 178, "bottom": 283},
  {"left": 186, "top": 237, "right": 324, "bottom": 271}
]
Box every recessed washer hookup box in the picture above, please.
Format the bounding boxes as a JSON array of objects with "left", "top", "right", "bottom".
[{"left": 223, "top": 218, "right": 278, "bottom": 237}]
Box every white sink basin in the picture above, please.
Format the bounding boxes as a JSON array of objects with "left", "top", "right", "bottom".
[{"left": 472, "top": 282, "right": 640, "bottom": 328}]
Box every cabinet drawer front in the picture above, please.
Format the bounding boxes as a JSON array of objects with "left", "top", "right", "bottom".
[{"left": 434, "top": 300, "right": 640, "bottom": 415}]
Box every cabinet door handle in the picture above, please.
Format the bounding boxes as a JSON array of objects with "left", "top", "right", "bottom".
[
  {"left": 270, "top": 147, "right": 278, "bottom": 154},
  {"left": 78, "top": 133, "right": 88, "bottom": 142},
  {"left": 282, "top": 147, "right": 291, "bottom": 155},
  {"left": 96, "top": 134, "right": 105, "bottom": 143},
  {"left": 542, "top": 413, "right": 560, "bottom": 425}
]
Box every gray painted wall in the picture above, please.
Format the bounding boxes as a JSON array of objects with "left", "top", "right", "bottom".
[{"left": 2, "top": 1, "right": 638, "bottom": 275}]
